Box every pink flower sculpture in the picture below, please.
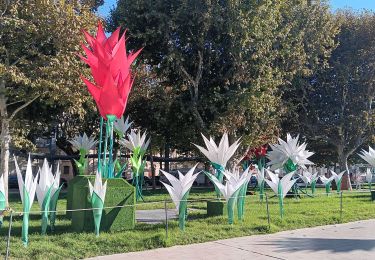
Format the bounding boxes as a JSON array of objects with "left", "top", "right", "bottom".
[{"left": 79, "top": 22, "right": 141, "bottom": 120}]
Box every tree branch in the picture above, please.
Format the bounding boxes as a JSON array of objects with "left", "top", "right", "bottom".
[{"left": 9, "top": 95, "right": 39, "bottom": 121}]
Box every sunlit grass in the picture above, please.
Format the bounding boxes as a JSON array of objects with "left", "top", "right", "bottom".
[{"left": 1, "top": 188, "right": 374, "bottom": 259}]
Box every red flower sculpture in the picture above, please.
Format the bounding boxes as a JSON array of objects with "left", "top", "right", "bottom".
[
  {"left": 79, "top": 23, "right": 141, "bottom": 120},
  {"left": 247, "top": 144, "right": 268, "bottom": 159}
]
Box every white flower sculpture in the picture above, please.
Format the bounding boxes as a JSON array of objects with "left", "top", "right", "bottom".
[
  {"left": 36, "top": 159, "right": 62, "bottom": 233},
  {"left": 69, "top": 133, "right": 97, "bottom": 152},
  {"left": 88, "top": 171, "right": 108, "bottom": 236},
  {"left": 267, "top": 133, "right": 314, "bottom": 172},
  {"left": 265, "top": 169, "right": 297, "bottom": 218},
  {"left": 15, "top": 155, "right": 39, "bottom": 246},
  {"left": 359, "top": 146, "right": 375, "bottom": 167},
  {"left": 195, "top": 133, "right": 241, "bottom": 197},
  {"left": 120, "top": 129, "right": 150, "bottom": 153},
  {"left": 205, "top": 168, "right": 249, "bottom": 224},
  {"left": 194, "top": 133, "right": 241, "bottom": 168},
  {"left": 160, "top": 164, "right": 200, "bottom": 230},
  {"left": 114, "top": 116, "right": 133, "bottom": 137},
  {"left": 330, "top": 170, "right": 345, "bottom": 193},
  {"left": 320, "top": 174, "right": 335, "bottom": 195}
]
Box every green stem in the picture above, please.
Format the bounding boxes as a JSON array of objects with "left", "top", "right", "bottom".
[
  {"left": 259, "top": 180, "right": 265, "bottom": 202},
  {"left": 278, "top": 182, "right": 284, "bottom": 219},
  {"left": 103, "top": 122, "right": 108, "bottom": 178},
  {"left": 311, "top": 181, "right": 316, "bottom": 195},
  {"left": 108, "top": 120, "right": 114, "bottom": 178},
  {"left": 227, "top": 197, "right": 236, "bottom": 224},
  {"left": 22, "top": 186, "right": 30, "bottom": 247},
  {"left": 98, "top": 117, "right": 104, "bottom": 175},
  {"left": 326, "top": 182, "right": 331, "bottom": 196},
  {"left": 212, "top": 163, "right": 224, "bottom": 198}
]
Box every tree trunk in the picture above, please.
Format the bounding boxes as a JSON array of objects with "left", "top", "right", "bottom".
[
  {"left": 164, "top": 140, "right": 170, "bottom": 172},
  {"left": 149, "top": 142, "right": 156, "bottom": 190},
  {"left": 0, "top": 99, "right": 10, "bottom": 206},
  {"left": 338, "top": 152, "right": 352, "bottom": 191}
]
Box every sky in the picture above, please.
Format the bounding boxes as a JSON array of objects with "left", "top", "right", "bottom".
[{"left": 98, "top": 0, "right": 375, "bottom": 18}]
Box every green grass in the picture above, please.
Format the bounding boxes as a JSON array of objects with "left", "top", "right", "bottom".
[{"left": 1, "top": 187, "right": 375, "bottom": 259}]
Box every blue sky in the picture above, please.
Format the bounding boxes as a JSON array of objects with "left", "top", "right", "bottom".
[{"left": 98, "top": 0, "right": 375, "bottom": 18}]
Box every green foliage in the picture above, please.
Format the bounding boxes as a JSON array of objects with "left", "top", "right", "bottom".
[
  {"left": 108, "top": 0, "right": 338, "bottom": 153},
  {"left": 288, "top": 10, "right": 375, "bottom": 167},
  {"left": 0, "top": 1, "right": 99, "bottom": 150}
]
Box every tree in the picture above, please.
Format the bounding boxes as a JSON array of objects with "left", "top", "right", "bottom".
[
  {"left": 290, "top": 11, "right": 375, "bottom": 182},
  {"left": 108, "top": 0, "right": 338, "bottom": 156},
  {"left": 0, "top": 1, "right": 98, "bottom": 204}
]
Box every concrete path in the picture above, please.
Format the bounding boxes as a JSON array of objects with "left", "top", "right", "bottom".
[
  {"left": 136, "top": 209, "right": 177, "bottom": 224},
  {"left": 88, "top": 219, "right": 375, "bottom": 260}
]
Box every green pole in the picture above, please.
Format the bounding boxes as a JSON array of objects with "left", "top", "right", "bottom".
[{"left": 98, "top": 117, "right": 104, "bottom": 175}]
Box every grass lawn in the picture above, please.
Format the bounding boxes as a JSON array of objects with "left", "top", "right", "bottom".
[{"left": 1, "top": 187, "right": 374, "bottom": 259}]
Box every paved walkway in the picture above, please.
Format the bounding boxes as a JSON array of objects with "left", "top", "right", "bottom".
[
  {"left": 88, "top": 219, "right": 375, "bottom": 260},
  {"left": 136, "top": 209, "right": 177, "bottom": 224}
]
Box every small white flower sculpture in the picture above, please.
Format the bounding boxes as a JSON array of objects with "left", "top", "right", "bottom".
[
  {"left": 15, "top": 155, "right": 39, "bottom": 246},
  {"left": 160, "top": 164, "right": 200, "bottom": 230},
  {"left": 88, "top": 171, "right": 108, "bottom": 236},
  {"left": 205, "top": 168, "right": 249, "bottom": 224},
  {"left": 69, "top": 133, "right": 98, "bottom": 152},
  {"left": 320, "top": 174, "right": 335, "bottom": 195},
  {"left": 195, "top": 133, "right": 241, "bottom": 197},
  {"left": 114, "top": 116, "right": 133, "bottom": 138},
  {"left": 265, "top": 169, "right": 297, "bottom": 218},
  {"left": 36, "top": 159, "right": 62, "bottom": 233},
  {"left": 330, "top": 170, "right": 345, "bottom": 193},
  {"left": 359, "top": 146, "right": 375, "bottom": 167},
  {"left": 267, "top": 133, "right": 314, "bottom": 172},
  {"left": 119, "top": 129, "right": 150, "bottom": 201},
  {"left": 0, "top": 175, "right": 5, "bottom": 228},
  {"left": 69, "top": 133, "right": 97, "bottom": 175},
  {"left": 120, "top": 129, "right": 150, "bottom": 153}
]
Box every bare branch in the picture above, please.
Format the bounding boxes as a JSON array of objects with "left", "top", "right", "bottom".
[
  {"left": 6, "top": 100, "right": 24, "bottom": 107},
  {"left": 9, "top": 95, "right": 39, "bottom": 121}
]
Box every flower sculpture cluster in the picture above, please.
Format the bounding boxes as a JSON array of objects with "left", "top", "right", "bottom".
[
  {"left": 120, "top": 129, "right": 150, "bottom": 201},
  {"left": 77, "top": 22, "right": 143, "bottom": 235},
  {"left": 194, "top": 133, "right": 241, "bottom": 198},
  {"left": 205, "top": 167, "right": 251, "bottom": 224},
  {"left": 359, "top": 147, "right": 375, "bottom": 191},
  {"left": 265, "top": 134, "right": 314, "bottom": 217},
  {"left": 80, "top": 22, "right": 142, "bottom": 179},
  {"left": 160, "top": 164, "right": 200, "bottom": 230},
  {"left": 195, "top": 133, "right": 254, "bottom": 224},
  {"left": 14, "top": 156, "right": 62, "bottom": 246},
  {"left": 36, "top": 159, "right": 62, "bottom": 234}
]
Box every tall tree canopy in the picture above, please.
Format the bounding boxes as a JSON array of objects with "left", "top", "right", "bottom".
[
  {"left": 108, "top": 0, "right": 338, "bottom": 155},
  {"left": 288, "top": 11, "right": 375, "bottom": 172}
]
